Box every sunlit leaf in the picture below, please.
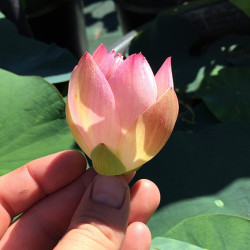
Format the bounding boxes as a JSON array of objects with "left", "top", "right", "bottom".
[
  {"left": 151, "top": 237, "right": 205, "bottom": 250},
  {"left": 165, "top": 214, "right": 250, "bottom": 250},
  {"left": 148, "top": 178, "right": 250, "bottom": 237},
  {"left": 0, "top": 69, "right": 76, "bottom": 175}
]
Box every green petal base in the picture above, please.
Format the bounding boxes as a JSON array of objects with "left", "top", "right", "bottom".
[{"left": 91, "top": 144, "right": 141, "bottom": 176}]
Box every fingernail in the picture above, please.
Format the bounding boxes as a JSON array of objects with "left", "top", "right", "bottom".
[{"left": 91, "top": 175, "right": 127, "bottom": 208}]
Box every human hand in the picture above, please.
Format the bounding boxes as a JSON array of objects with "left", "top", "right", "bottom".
[{"left": 0, "top": 150, "right": 160, "bottom": 249}]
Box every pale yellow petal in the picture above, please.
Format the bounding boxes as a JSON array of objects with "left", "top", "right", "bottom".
[
  {"left": 119, "top": 88, "right": 179, "bottom": 171},
  {"left": 66, "top": 99, "right": 92, "bottom": 157}
]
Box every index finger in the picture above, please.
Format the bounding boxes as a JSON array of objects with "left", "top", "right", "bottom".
[{"left": 0, "top": 150, "right": 86, "bottom": 238}]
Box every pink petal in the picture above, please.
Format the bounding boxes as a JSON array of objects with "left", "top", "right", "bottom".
[
  {"left": 106, "top": 53, "right": 124, "bottom": 80},
  {"left": 92, "top": 44, "right": 123, "bottom": 79},
  {"left": 108, "top": 53, "right": 157, "bottom": 131},
  {"left": 155, "top": 57, "right": 174, "bottom": 99},
  {"left": 92, "top": 44, "right": 110, "bottom": 64},
  {"left": 67, "top": 52, "right": 121, "bottom": 157}
]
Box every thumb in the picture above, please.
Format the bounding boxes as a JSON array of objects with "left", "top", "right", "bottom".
[{"left": 55, "top": 174, "right": 130, "bottom": 250}]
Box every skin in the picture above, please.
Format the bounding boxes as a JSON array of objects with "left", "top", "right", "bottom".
[{"left": 0, "top": 150, "right": 160, "bottom": 249}]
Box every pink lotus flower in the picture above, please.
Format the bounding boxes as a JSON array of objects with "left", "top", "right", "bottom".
[{"left": 66, "top": 44, "right": 179, "bottom": 175}]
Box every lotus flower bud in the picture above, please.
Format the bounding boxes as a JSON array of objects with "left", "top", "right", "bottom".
[{"left": 66, "top": 44, "right": 179, "bottom": 175}]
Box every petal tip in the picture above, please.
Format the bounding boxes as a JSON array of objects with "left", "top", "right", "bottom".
[{"left": 97, "top": 43, "right": 106, "bottom": 50}]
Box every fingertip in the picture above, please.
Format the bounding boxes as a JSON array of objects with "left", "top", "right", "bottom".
[
  {"left": 140, "top": 179, "right": 161, "bottom": 207},
  {"left": 133, "top": 179, "right": 161, "bottom": 206},
  {"left": 55, "top": 150, "right": 87, "bottom": 166},
  {"left": 121, "top": 222, "right": 151, "bottom": 250},
  {"left": 129, "top": 179, "right": 161, "bottom": 223},
  {"left": 57, "top": 150, "right": 87, "bottom": 173}
]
